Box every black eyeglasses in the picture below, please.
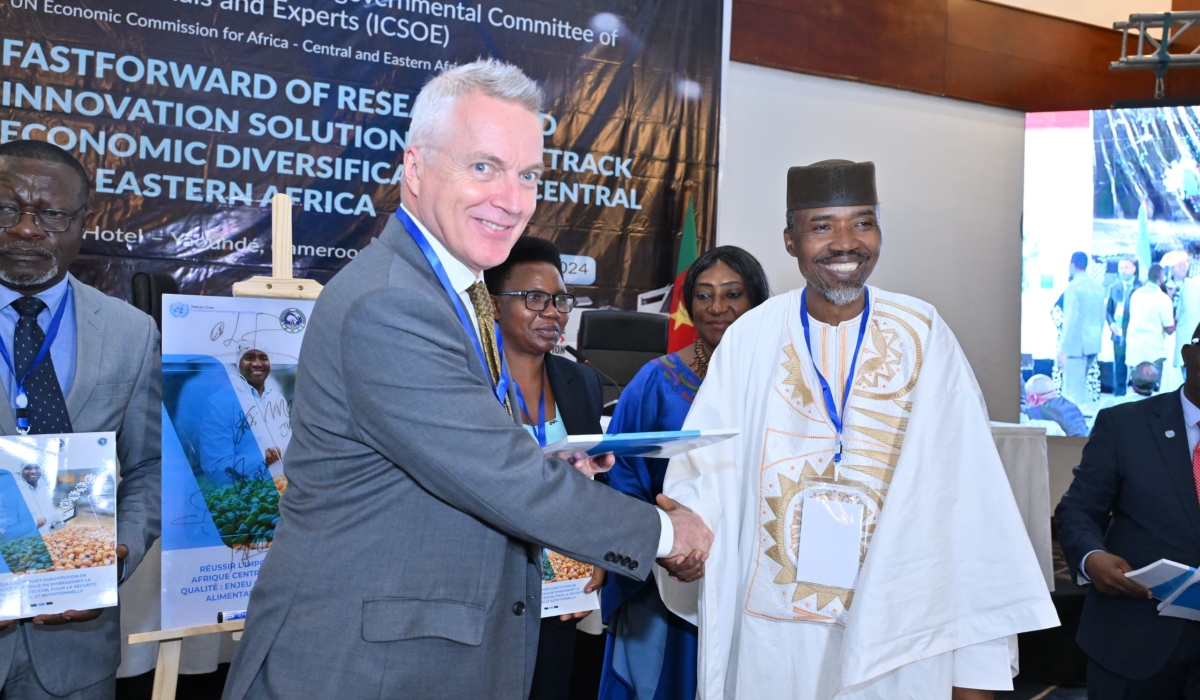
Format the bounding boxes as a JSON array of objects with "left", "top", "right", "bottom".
[
  {"left": 0, "top": 204, "right": 85, "bottom": 234},
  {"left": 494, "top": 290, "right": 576, "bottom": 313}
]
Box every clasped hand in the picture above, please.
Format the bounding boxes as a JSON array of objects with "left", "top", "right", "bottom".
[
  {"left": 656, "top": 494, "right": 713, "bottom": 583},
  {"left": 555, "top": 455, "right": 713, "bottom": 583},
  {"left": 0, "top": 544, "right": 128, "bottom": 630}
]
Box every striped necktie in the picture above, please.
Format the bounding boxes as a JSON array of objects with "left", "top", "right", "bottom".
[{"left": 466, "top": 282, "right": 510, "bottom": 414}]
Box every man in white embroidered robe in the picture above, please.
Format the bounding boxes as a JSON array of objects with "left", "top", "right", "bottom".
[{"left": 659, "top": 160, "right": 1059, "bottom": 699}]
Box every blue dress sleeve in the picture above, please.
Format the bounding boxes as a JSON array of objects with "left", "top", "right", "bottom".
[
  {"left": 600, "top": 357, "right": 698, "bottom": 619},
  {"left": 603, "top": 362, "right": 663, "bottom": 505}
]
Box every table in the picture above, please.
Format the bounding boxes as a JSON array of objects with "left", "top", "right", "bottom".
[{"left": 991, "top": 422, "right": 1055, "bottom": 591}]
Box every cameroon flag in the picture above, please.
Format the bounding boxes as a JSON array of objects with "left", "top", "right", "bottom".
[{"left": 666, "top": 194, "right": 699, "bottom": 353}]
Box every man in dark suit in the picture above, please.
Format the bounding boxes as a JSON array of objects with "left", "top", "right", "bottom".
[
  {"left": 486, "top": 234, "right": 607, "bottom": 699},
  {"left": 1107, "top": 258, "right": 1142, "bottom": 397},
  {"left": 1057, "top": 319, "right": 1200, "bottom": 698},
  {"left": 0, "top": 140, "right": 160, "bottom": 698},
  {"left": 222, "top": 59, "right": 711, "bottom": 700}
]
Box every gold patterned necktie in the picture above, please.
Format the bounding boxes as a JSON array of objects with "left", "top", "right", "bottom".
[{"left": 466, "top": 281, "right": 510, "bottom": 413}]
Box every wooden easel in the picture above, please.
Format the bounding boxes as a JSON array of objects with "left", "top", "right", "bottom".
[
  {"left": 127, "top": 193, "right": 322, "bottom": 700},
  {"left": 232, "top": 193, "right": 324, "bottom": 300}
]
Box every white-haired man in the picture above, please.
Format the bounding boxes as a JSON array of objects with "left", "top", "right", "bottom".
[{"left": 221, "top": 59, "right": 713, "bottom": 700}]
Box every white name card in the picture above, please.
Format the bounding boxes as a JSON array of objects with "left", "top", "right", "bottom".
[{"left": 795, "top": 496, "right": 864, "bottom": 591}]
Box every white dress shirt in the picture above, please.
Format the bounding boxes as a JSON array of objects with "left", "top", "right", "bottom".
[
  {"left": 400, "top": 205, "right": 675, "bottom": 558},
  {"left": 1183, "top": 388, "right": 1200, "bottom": 456}
]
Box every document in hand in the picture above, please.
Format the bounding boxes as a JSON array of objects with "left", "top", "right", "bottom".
[
  {"left": 542, "top": 429, "right": 738, "bottom": 459},
  {"left": 0, "top": 432, "right": 119, "bottom": 620},
  {"left": 1124, "top": 559, "right": 1200, "bottom": 621},
  {"left": 539, "top": 549, "right": 598, "bottom": 619}
]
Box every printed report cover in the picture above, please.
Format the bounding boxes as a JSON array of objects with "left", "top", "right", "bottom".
[
  {"left": 0, "top": 432, "right": 118, "bottom": 621},
  {"left": 160, "top": 295, "right": 313, "bottom": 628},
  {"left": 540, "top": 549, "right": 598, "bottom": 618}
]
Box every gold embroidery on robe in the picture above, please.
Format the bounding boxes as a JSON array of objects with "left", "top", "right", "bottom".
[{"left": 747, "top": 294, "right": 928, "bottom": 626}]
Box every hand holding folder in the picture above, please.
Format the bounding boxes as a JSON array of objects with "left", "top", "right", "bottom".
[{"left": 1124, "top": 559, "right": 1200, "bottom": 620}]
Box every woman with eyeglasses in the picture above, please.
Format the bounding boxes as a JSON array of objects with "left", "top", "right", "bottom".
[
  {"left": 598, "top": 245, "right": 771, "bottom": 700},
  {"left": 484, "top": 235, "right": 605, "bottom": 700}
]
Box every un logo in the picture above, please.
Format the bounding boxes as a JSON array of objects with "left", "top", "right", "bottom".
[{"left": 169, "top": 302, "right": 190, "bottom": 318}]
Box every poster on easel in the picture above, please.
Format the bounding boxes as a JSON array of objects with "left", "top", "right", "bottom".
[
  {"left": 160, "top": 294, "right": 313, "bottom": 629},
  {"left": 0, "top": 432, "right": 118, "bottom": 621}
]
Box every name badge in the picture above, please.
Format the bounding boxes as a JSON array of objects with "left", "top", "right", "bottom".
[{"left": 795, "top": 493, "right": 864, "bottom": 591}]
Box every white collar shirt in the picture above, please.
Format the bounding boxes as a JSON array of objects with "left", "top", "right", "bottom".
[
  {"left": 1181, "top": 387, "right": 1200, "bottom": 457},
  {"left": 400, "top": 204, "right": 484, "bottom": 335}
]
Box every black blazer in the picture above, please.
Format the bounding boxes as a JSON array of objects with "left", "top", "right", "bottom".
[
  {"left": 544, "top": 353, "right": 604, "bottom": 436},
  {"left": 537, "top": 353, "right": 604, "bottom": 645},
  {"left": 1056, "top": 389, "right": 1200, "bottom": 679}
]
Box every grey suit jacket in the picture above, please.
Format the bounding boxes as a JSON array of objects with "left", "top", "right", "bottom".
[
  {"left": 1061, "top": 275, "right": 1107, "bottom": 357},
  {"left": 0, "top": 274, "right": 161, "bottom": 696},
  {"left": 223, "top": 216, "right": 661, "bottom": 700}
]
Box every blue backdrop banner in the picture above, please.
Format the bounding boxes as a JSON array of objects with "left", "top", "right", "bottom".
[{"left": 0, "top": 0, "right": 724, "bottom": 308}]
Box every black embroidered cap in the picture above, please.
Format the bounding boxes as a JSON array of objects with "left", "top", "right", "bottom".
[{"left": 787, "top": 160, "right": 878, "bottom": 211}]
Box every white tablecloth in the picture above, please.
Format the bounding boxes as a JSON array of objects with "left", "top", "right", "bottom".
[{"left": 990, "top": 422, "right": 1055, "bottom": 591}]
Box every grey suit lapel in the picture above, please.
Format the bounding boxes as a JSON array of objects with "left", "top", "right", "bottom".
[
  {"left": 65, "top": 275, "right": 102, "bottom": 423},
  {"left": 380, "top": 215, "right": 495, "bottom": 390},
  {"left": 1151, "top": 393, "right": 1200, "bottom": 538}
]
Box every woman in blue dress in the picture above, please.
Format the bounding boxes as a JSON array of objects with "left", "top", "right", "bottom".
[{"left": 599, "top": 246, "right": 771, "bottom": 700}]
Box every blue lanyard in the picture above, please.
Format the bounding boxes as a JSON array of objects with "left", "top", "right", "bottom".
[
  {"left": 395, "top": 209, "right": 510, "bottom": 407},
  {"left": 513, "top": 371, "right": 546, "bottom": 446},
  {"left": 799, "top": 288, "right": 870, "bottom": 463},
  {"left": 0, "top": 291, "right": 70, "bottom": 433}
]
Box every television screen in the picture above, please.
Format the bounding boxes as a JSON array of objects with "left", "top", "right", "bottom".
[{"left": 1022, "top": 108, "right": 1200, "bottom": 436}]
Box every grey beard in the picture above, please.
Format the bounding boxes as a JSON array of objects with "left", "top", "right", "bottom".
[
  {"left": 0, "top": 259, "right": 59, "bottom": 288},
  {"left": 819, "top": 283, "right": 865, "bottom": 306}
]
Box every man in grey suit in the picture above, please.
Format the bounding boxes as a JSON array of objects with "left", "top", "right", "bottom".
[
  {"left": 1059, "top": 251, "right": 1106, "bottom": 405},
  {"left": 0, "top": 140, "right": 160, "bottom": 698},
  {"left": 223, "top": 60, "right": 712, "bottom": 700}
]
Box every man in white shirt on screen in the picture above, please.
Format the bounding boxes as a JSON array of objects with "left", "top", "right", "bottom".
[
  {"left": 657, "top": 160, "right": 1058, "bottom": 700},
  {"left": 1125, "top": 263, "right": 1176, "bottom": 382}
]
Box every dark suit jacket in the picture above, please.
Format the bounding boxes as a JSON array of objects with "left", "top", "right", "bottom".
[
  {"left": 545, "top": 353, "right": 603, "bottom": 437},
  {"left": 223, "top": 216, "right": 660, "bottom": 700},
  {"left": 532, "top": 354, "right": 605, "bottom": 699},
  {"left": 1056, "top": 389, "right": 1200, "bottom": 679},
  {"left": 1025, "top": 397, "right": 1088, "bottom": 437}
]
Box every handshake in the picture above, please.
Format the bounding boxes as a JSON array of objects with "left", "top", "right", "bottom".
[
  {"left": 655, "top": 494, "right": 714, "bottom": 583},
  {"left": 561, "top": 453, "right": 713, "bottom": 582}
]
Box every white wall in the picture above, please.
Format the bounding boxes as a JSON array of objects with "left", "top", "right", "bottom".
[
  {"left": 986, "top": 0, "right": 1166, "bottom": 29},
  {"left": 717, "top": 63, "right": 1027, "bottom": 422}
]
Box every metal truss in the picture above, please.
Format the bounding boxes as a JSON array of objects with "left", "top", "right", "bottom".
[{"left": 1112, "top": 12, "right": 1200, "bottom": 97}]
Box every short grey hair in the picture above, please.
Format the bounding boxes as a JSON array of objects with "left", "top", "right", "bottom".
[{"left": 409, "top": 58, "right": 544, "bottom": 151}]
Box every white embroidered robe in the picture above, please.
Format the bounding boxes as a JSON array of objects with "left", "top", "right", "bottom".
[{"left": 659, "top": 287, "right": 1059, "bottom": 699}]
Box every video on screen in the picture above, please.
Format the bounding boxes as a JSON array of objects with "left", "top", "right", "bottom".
[{"left": 1022, "top": 107, "right": 1200, "bottom": 435}]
